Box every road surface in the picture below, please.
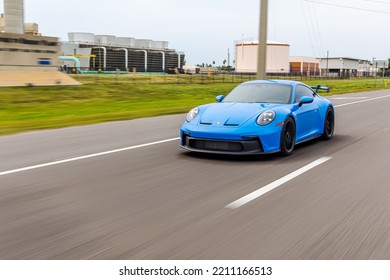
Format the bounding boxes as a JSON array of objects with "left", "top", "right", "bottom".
[{"left": 1, "top": 90, "right": 390, "bottom": 259}]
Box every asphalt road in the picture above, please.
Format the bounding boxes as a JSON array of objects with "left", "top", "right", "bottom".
[{"left": 1, "top": 89, "right": 390, "bottom": 260}]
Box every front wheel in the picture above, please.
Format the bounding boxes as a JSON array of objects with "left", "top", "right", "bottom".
[
  {"left": 322, "top": 107, "right": 334, "bottom": 140},
  {"left": 280, "top": 117, "right": 296, "bottom": 156}
]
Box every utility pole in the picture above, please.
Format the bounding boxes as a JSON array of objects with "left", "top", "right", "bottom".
[
  {"left": 256, "top": 0, "right": 268, "bottom": 80},
  {"left": 373, "top": 57, "right": 377, "bottom": 87},
  {"left": 326, "top": 50, "right": 329, "bottom": 77},
  {"left": 227, "top": 48, "right": 230, "bottom": 68}
]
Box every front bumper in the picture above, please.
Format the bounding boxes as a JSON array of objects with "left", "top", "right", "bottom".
[
  {"left": 181, "top": 134, "right": 264, "bottom": 155},
  {"left": 180, "top": 121, "right": 283, "bottom": 154}
]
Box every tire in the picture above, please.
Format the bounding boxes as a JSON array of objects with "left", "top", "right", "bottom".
[
  {"left": 322, "top": 107, "right": 334, "bottom": 140},
  {"left": 280, "top": 117, "right": 296, "bottom": 156}
]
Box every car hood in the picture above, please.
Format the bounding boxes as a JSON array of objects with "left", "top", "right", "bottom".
[{"left": 199, "top": 102, "right": 277, "bottom": 126}]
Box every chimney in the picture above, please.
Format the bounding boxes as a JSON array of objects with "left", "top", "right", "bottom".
[{"left": 4, "top": 0, "right": 25, "bottom": 34}]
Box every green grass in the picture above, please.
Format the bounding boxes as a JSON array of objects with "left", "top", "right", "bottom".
[{"left": 0, "top": 74, "right": 388, "bottom": 135}]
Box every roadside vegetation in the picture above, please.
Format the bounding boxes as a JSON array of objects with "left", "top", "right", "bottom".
[{"left": 0, "top": 74, "right": 388, "bottom": 135}]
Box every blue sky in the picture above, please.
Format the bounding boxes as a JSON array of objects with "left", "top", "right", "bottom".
[{"left": 9, "top": 0, "right": 390, "bottom": 65}]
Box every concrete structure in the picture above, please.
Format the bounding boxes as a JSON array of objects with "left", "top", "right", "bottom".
[
  {"left": 0, "top": 32, "right": 80, "bottom": 86},
  {"left": 24, "top": 22, "right": 39, "bottom": 35},
  {"left": 3, "top": 0, "right": 24, "bottom": 34},
  {"left": 235, "top": 40, "right": 290, "bottom": 73},
  {"left": 0, "top": 0, "right": 79, "bottom": 86},
  {"left": 0, "top": 32, "right": 60, "bottom": 71},
  {"left": 61, "top": 32, "right": 185, "bottom": 73},
  {"left": 1, "top": 13, "right": 39, "bottom": 35},
  {"left": 290, "top": 56, "right": 319, "bottom": 76}
]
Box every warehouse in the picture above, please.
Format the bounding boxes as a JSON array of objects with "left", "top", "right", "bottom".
[
  {"left": 61, "top": 32, "right": 185, "bottom": 73},
  {"left": 318, "top": 57, "right": 360, "bottom": 77},
  {"left": 289, "top": 56, "right": 320, "bottom": 76}
]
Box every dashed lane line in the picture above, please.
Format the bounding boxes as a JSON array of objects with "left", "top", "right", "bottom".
[
  {"left": 0, "top": 137, "right": 180, "bottom": 177},
  {"left": 225, "top": 157, "right": 332, "bottom": 209}
]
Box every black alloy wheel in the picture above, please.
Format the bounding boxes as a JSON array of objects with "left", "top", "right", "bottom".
[
  {"left": 322, "top": 107, "right": 334, "bottom": 140},
  {"left": 280, "top": 117, "right": 296, "bottom": 156}
]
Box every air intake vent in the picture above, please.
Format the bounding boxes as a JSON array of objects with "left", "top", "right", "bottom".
[{"left": 189, "top": 139, "right": 244, "bottom": 152}]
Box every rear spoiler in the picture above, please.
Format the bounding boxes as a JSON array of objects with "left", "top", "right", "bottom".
[{"left": 311, "top": 85, "right": 330, "bottom": 93}]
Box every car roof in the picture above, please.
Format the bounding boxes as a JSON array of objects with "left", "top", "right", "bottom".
[{"left": 242, "top": 80, "right": 303, "bottom": 86}]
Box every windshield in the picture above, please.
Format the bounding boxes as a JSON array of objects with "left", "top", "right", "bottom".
[{"left": 223, "top": 83, "right": 292, "bottom": 104}]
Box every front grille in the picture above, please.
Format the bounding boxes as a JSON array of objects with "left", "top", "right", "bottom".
[{"left": 190, "top": 139, "right": 244, "bottom": 152}]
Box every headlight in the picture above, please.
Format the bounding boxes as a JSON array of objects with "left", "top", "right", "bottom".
[
  {"left": 186, "top": 107, "right": 199, "bottom": 122},
  {"left": 257, "top": 110, "right": 275, "bottom": 126}
]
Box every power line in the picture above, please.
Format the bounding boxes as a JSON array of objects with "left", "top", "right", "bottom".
[
  {"left": 363, "top": 0, "right": 390, "bottom": 4},
  {"left": 304, "top": 0, "right": 390, "bottom": 13},
  {"left": 302, "top": 0, "right": 325, "bottom": 57},
  {"left": 300, "top": 0, "right": 318, "bottom": 57},
  {"left": 307, "top": 1, "right": 325, "bottom": 56}
]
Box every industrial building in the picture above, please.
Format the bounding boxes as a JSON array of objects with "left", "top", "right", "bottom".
[
  {"left": 0, "top": 31, "right": 59, "bottom": 71},
  {"left": 1, "top": 0, "right": 186, "bottom": 86},
  {"left": 60, "top": 32, "right": 185, "bottom": 73},
  {"left": 235, "top": 40, "right": 290, "bottom": 74},
  {"left": 0, "top": 0, "right": 78, "bottom": 86},
  {"left": 317, "top": 57, "right": 374, "bottom": 77},
  {"left": 289, "top": 56, "right": 320, "bottom": 76}
]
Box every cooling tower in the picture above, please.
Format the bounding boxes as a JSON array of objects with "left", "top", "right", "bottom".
[{"left": 4, "top": 0, "right": 24, "bottom": 34}]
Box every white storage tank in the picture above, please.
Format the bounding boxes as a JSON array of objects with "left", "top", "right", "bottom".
[
  {"left": 4, "top": 0, "right": 24, "bottom": 34},
  {"left": 235, "top": 40, "right": 290, "bottom": 73}
]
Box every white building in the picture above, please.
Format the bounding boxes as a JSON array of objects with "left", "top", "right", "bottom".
[
  {"left": 318, "top": 57, "right": 361, "bottom": 77},
  {"left": 235, "top": 40, "right": 290, "bottom": 73}
]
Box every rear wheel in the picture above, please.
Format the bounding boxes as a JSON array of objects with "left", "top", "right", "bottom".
[
  {"left": 280, "top": 117, "right": 295, "bottom": 156},
  {"left": 322, "top": 107, "right": 334, "bottom": 140}
]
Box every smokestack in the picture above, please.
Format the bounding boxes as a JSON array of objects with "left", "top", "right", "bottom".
[{"left": 4, "top": 0, "right": 25, "bottom": 34}]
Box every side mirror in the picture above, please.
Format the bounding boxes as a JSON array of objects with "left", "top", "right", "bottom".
[
  {"left": 299, "top": 96, "right": 314, "bottom": 107},
  {"left": 216, "top": 95, "right": 225, "bottom": 102}
]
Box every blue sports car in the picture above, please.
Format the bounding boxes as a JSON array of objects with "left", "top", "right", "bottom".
[{"left": 180, "top": 80, "right": 334, "bottom": 156}]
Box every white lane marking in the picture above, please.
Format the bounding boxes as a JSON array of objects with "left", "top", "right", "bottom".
[
  {"left": 334, "top": 94, "right": 390, "bottom": 108},
  {"left": 332, "top": 97, "right": 368, "bottom": 100},
  {"left": 225, "top": 157, "right": 332, "bottom": 209},
  {"left": 0, "top": 137, "right": 180, "bottom": 177}
]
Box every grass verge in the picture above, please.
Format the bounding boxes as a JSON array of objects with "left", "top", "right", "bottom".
[{"left": 0, "top": 74, "right": 388, "bottom": 135}]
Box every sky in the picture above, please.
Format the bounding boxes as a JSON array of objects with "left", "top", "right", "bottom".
[{"left": 3, "top": 0, "right": 390, "bottom": 65}]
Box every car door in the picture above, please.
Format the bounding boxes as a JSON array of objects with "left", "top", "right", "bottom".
[{"left": 293, "top": 85, "right": 321, "bottom": 142}]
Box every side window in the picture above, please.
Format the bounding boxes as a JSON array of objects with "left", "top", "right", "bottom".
[{"left": 294, "top": 85, "right": 315, "bottom": 103}]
